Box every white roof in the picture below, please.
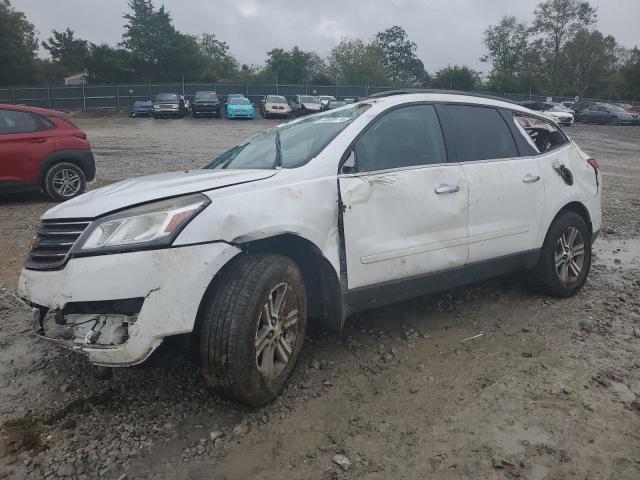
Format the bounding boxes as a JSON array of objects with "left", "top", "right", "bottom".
[{"left": 367, "top": 92, "right": 533, "bottom": 115}]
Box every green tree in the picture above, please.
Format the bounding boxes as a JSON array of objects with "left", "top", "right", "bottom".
[
  {"left": 532, "top": 0, "right": 597, "bottom": 90},
  {"left": 431, "top": 65, "right": 481, "bottom": 91},
  {"left": 87, "top": 44, "right": 134, "bottom": 83},
  {"left": 198, "top": 33, "right": 238, "bottom": 81},
  {"left": 374, "top": 26, "right": 426, "bottom": 84},
  {"left": 264, "top": 46, "right": 327, "bottom": 84},
  {"left": 481, "top": 16, "right": 530, "bottom": 91},
  {"left": 328, "top": 38, "right": 388, "bottom": 85},
  {"left": 42, "top": 28, "right": 90, "bottom": 76},
  {"left": 560, "top": 29, "right": 617, "bottom": 96},
  {"left": 0, "top": 0, "right": 38, "bottom": 85},
  {"left": 121, "top": 0, "right": 202, "bottom": 80}
]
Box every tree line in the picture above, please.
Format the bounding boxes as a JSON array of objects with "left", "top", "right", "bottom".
[{"left": 1, "top": 0, "right": 638, "bottom": 100}]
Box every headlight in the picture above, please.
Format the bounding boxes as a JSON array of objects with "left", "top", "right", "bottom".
[{"left": 73, "top": 194, "right": 210, "bottom": 254}]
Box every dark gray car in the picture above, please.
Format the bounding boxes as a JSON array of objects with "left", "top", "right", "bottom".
[{"left": 577, "top": 104, "right": 636, "bottom": 125}]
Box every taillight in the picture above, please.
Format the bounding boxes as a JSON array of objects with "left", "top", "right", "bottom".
[
  {"left": 72, "top": 131, "right": 87, "bottom": 140},
  {"left": 586, "top": 158, "right": 599, "bottom": 171}
]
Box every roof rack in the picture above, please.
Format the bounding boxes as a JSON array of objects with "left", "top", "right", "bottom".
[{"left": 367, "top": 89, "right": 522, "bottom": 106}]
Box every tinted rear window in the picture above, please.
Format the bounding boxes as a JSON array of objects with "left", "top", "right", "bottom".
[
  {"left": 444, "top": 105, "right": 518, "bottom": 161},
  {"left": 0, "top": 110, "right": 38, "bottom": 134}
]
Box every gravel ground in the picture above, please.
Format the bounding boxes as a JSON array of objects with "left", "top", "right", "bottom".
[{"left": 1, "top": 114, "right": 639, "bottom": 479}]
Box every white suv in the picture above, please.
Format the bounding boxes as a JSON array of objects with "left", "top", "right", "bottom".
[{"left": 19, "top": 92, "right": 602, "bottom": 406}]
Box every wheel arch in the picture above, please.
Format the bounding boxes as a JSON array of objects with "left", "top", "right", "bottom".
[
  {"left": 193, "top": 234, "right": 344, "bottom": 343},
  {"left": 542, "top": 201, "right": 593, "bottom": 248},
  {"left": 39, "top": 150, "right": 96, "bottom": 186}
]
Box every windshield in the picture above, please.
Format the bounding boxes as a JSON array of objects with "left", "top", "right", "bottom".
[
  {"left": 155, "top": 93, "right": 178, "bottom": 102},
  {"left": 266, "top": 95, "right": 287, "bottom": 104},
  {"left": 195, "top": 92, "right": 217, "bottom": 100},
  {"left": 204, "top": 104, "right": 370, "bottom": 170},
  {"left": 134, "top": 101, "right": 151, "bottom": 107},
  {"left": 320, "top": 96, "right": 335, "bottom": 101},
  {"left": 329, "top": 101, "right": 346, "bottom": 107},
  {"left": 610, "top": 105, "right": 627, "bottom": 113},
  {"left": 549, "top": 106, "right": 567, "bottom": 112},
  {"left": 299, "top": 95, "right": 319, "bottom": 104},
  {"left": 230, "top": 97, "right": 250, "bottom": 105}
]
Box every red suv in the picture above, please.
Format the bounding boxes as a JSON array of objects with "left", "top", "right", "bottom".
[{"left": 0, "top": 104, "right": 95, "bottom": 201}]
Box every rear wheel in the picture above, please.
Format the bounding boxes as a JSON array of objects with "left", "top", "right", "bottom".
[
  {"left": 199, "top": 254, "right": 307, "bottom": 406},
  {"left": 529, "top": 211, "right": 591, "bottom": 297},
  {"left": 578, "top": 114, "right": 588, "bottom": 123},
  {"left": 608, "top": 116, "right": 619, "bottom": 125},
  {"left": 44, "top": 162, "right": 86, "bottom": 202}
]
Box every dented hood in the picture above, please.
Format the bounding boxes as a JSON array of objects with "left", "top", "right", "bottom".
[{"left": 43, "top": 169, "right": 277, "bottom": 219}]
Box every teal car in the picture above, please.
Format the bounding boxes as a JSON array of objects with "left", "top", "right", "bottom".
[{"left": 226, "top": 97, "right": 255, "bottom": 119}]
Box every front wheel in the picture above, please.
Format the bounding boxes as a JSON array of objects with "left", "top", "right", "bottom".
[
  {"left": 199, "top": 254, "right": 307, "bottom": 406},
  {"left": 608, "top": 116, "right": 619, "bottom": 125},
  {"left": 528, "top": 211, "right": 591, "bottom": 298},
  {"left": 44, "top": 162, "right": 87, "bottom": 202},
  {"left": 578, "top": 115, "right": 588, "bottom": 123}
]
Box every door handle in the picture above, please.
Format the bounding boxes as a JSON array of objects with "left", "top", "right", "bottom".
[
  {"left": 434, "top": 184, "right": 460, "bottom": 194},
  {"left": 28, "top": 138, "right": 46, "bottom": 143},
  {"left": 522, "top": 174, "right": 540, "bottom": 183}
]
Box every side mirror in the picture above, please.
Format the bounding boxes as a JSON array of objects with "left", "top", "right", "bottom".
[{"left": 341, "top": 150, "right": 356, "bottom": 175}]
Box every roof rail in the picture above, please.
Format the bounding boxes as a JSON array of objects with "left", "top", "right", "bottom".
[{"left": 367, "top": 89, "right": 522, "bottom": 106}]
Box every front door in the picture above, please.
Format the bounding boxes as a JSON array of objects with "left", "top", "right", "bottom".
[{"left": 338, "top": 104, "right": 469, "bottom": 302}]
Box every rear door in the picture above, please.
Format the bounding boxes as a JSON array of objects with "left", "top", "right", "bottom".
[
  {"left": 0, "top": 109, "right": 57, "bottom": 184},
  {"left": 339, "top": 104, "right": 469, "bottom": 298},
  {"left": 440, "top": 104, "right": 545, "bottom": 264}
]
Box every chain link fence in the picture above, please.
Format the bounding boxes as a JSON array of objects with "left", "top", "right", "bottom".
[{"left": 0, "top": 82, "right": 637, "bottom": 110}]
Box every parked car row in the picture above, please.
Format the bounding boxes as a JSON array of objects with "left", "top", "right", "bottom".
[
  {"left": 130, "top": 92, "right": 365, "bottom": 120},
  {"left": 521, "top": 100, "right": 639, "bottom": 126}
]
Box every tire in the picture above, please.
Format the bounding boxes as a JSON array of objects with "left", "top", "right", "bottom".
[
  {"left": 43, "top": 162, "right": 87, "bottom": 202},
  {"left": 528, "top": 211, "right": 591, "bottom": 298},
  {"left": 608, "top": 116, "right": 619, "bottom": 125},
  {"left": 192, "top": 110, "right": 197, "bottom": 118},
  {"left": 578, "top": 115, "right": 588, "bottom": 123},
  {"left": 199, "top": 254, "right": 307, "bottom": 406}
]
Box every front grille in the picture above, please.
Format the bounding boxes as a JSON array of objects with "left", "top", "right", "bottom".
[{"left": 25, "top": 219, "right": 91, "bottom": 271}]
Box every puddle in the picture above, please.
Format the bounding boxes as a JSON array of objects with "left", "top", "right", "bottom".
[
  {"left": 593, "top": 238, "right": 640, "bottom": 271},
  {"left": 493, "top": 422, "right": 553, "bottom": 456}
]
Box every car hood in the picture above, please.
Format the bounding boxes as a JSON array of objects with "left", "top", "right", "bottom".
[
  {"left": 229, "top": 104, "right": 253, "bottom": 109},
  {"left": 43, "top": 169, "right": 277, "bottom": 219}
]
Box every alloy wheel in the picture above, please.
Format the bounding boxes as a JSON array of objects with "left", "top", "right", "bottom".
[
  {"left": 255, "top": 282, "right": 299, "bottom": 379},
  {"left": 555, "top": 227, "right": 585, "bottom": 286},
  {"left": 52, "top": 168, "right": 82, "bottom": 197}
]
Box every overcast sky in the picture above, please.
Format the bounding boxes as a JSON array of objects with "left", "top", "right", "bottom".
[{"left": 12, "top": 0, "right": 640, "bottom": 74}]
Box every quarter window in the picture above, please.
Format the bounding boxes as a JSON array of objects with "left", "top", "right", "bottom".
[
  {"left": 444, "top": 105, "right": 518, "bottom": 161},
  {"left": 354, "top": 104, "right": 446, "bottom": 172},
  {"left": 0, "top": 110, "right": 38, "bottom": 134},
  {"left": 514, "top": 114, "right": 568, "bottom": 154}
]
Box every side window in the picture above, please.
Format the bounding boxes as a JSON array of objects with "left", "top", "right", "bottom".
[
  {"left": 0, "top": 110, "right": 38, "bottom": 134},
  {"left": 444, "top": 105, "right": 518, "bottom": 161},
  {"left": 514, "top": 114, "right": 568, "bottom": 154},
  {"left": 355, "top": 104, "right": 446, "bottom": 173}
]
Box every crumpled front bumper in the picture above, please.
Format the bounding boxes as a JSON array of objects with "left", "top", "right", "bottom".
[{"left": 18, "top": 242, "right": 240, "bottom": 366}]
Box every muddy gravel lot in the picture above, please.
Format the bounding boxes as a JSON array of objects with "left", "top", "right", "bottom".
[{"left": 1, "top": 114, "right": 639, "bottom": 479}]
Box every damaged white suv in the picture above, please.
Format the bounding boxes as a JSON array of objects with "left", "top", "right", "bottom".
[{"left": 19, "top": 91, "right": 602, "bottom": 406}]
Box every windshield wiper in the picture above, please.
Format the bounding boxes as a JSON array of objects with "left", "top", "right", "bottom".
[{"left": 274, "top": 128, "right": 283, "bottom": 169}]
